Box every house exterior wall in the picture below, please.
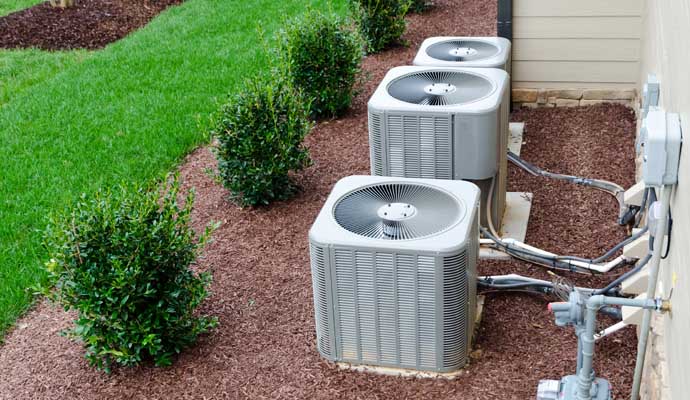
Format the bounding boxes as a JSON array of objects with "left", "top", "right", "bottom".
[
  {"left": 638, "top": 1, "right": 690, "bottom": 399},
  {"left": 511, "top": 0, "right": 642, "bottom": 108}
]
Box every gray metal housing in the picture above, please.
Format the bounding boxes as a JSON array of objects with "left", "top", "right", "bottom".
[
  {"left": 309, "top": 176, "right": 480, "bottom": 373},
  {"left": 368, "top": 66, "right": 510, "bottom": 227}
]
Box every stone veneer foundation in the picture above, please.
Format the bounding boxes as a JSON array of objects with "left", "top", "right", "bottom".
[{"left": 512, "top": 88, "right": 637, "bottom": 109}]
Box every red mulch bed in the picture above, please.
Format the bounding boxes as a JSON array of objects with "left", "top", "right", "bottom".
[
  {"left": 0, "top": 0, "right": 181, "bottom": 50},
  {"left": 0, "top": 1, "right": 640, "bottom": 399}
]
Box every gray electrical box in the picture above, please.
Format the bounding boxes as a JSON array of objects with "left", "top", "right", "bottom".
[{"left": 641, "top": 109, "right": 682, "bottom": 187}]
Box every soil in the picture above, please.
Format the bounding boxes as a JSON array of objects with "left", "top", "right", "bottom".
[
  {"left": 0, "top": 0, "right": 640, "bottom": 399},
  {"left": 0, "top": 0, "right": 182, "bottom": 50}
]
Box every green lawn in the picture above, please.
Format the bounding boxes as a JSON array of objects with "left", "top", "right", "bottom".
[
  {"left": 0, "top": 49, "right": 88, "bottom": 106},
  {"left": 0, "top": 0, "right": 43, "bottom": 16},
  {"left": 0, "top": 0, "right": 347, "bottom": 336}
]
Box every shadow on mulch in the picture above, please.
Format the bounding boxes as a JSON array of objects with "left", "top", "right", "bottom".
[
  {"left": 0, "top": 0, "right": 641, "bottom": 399},
  {"left": 0, "top": 0, "right": 182, "bottom": 50}
]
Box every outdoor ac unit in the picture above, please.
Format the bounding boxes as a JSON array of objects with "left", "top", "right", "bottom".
[
  {"left": 309, "top": 175, "right": 480, "bottom": 373},
  {"left": 367, "top": 66, "right": 509, "bottom": 228},
  {"left": 413, "top": 37, "right": 512, "bottom": 75}
]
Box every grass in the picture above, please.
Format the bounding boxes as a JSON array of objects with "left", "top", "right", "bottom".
[
  {"left": 0, "top": 0, "right": 348, "bottom": 336},
  {"left": 0, "top": 49, "right": 89, "bottom": 106},
  {"left": 0, "top": 0, "right": 43, "bottom": 16}
]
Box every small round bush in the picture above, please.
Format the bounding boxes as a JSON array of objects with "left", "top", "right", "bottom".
[
  {"left": 42, "top": 176, "right": 218, "bottom": 372},
  {"left": 214, "top": 75, "right": 312, "bottom": 206},
  {"left": 350, "top": 0, "right": 409, "bottom": 53},
  {"left": 278, "top": 10, "right": 364, "bottom": 118}
]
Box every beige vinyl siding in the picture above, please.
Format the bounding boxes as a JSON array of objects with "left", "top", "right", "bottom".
[
  {"left": 639, "top": 1, "right": 690, "bottom": 399},
  {"left": 513, "top": 39, "right": 640, "bottom": 62},
  {"left": 512, "top": 0, "right": 643, "bottom": 89},
  {"left": 514, "top": 61, "right": 638, "bottom": 83},
  {"left": 514, "top": 0, "right": 643, "bottom": 17},
  {"left": 513, "top": 17, "right": 642, "bottom": 39}
]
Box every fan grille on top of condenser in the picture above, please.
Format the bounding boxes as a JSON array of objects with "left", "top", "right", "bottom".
[
  {"left": 387, "top": 70, "right": 494, "bottom": 106},
  {"left": 333, "top": 183, "right": 464, "bottom": 240},
  {"left": 426, "top": 39, "right": 500, "bottom": 62}
]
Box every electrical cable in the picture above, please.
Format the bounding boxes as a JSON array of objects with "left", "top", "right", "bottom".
[
  {"left": 481, "top": 227, "right": 629, "bottom": 274},
  {"left": 508, "top": 151, "right": 625, "bottom": 200},
  {"left": 479, "top": 152, "right": 649, "bottom": 275},
  {"left": 555, "top": 226, "right": 648, "bottom": 264},
  {"left": 593, "top": 254, "right": 652, "bottom": 296}
]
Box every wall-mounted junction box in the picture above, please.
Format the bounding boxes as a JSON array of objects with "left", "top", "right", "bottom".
[{"left": 640, "top": 109, "right": 682, "bottom": 187}]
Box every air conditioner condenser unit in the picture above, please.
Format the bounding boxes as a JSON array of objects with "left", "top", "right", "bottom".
[
  {"left": 413, "top": 36, "right": 511, "bottom": 74},
  {"left": 309, "top": 175, "right": 480, "bottom": 373},
  {"left": 367, "top": 66, "right": 510, "bottom": 228}
]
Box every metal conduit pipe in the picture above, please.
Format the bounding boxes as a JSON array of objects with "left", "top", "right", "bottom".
[{"left": 631, "top": 185, "right": 673, "bottom": 400}]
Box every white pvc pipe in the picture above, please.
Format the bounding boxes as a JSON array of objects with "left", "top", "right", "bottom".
[{"left": 594, "top": 321, "right": 628, "bottom": 341}]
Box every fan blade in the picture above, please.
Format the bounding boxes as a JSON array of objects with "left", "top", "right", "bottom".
[{"left": 333, "top": 183, "right": 463, "bottom": 240}]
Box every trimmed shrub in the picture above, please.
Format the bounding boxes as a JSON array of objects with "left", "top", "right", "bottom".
[
  {"left": 408, "top": 0, "right": 433, "bottom": 13},
  {"left": 350, "top": 0, "right": 409, "bottom": 53},
  {"left": 42, "top": 176, "right": 218, "bottom": 372},
  {"left": 214, "top": 75, "right": 312, "bottom": 206},
  {"left": 278, "top": 10, "right": 364, "bottom": 118}
]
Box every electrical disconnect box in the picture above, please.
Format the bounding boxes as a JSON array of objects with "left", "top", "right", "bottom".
[{"left": 640, "top": 109, "right": 682, "bottom": 187}]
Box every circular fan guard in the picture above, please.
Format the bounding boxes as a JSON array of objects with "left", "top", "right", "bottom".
[
  {"left": 333, "top": 183, "right": 464, "bottom": 240},
  {"left": 387, "top": 70, "right": 494, "bottom": 106},
  {"left": 426, "top": 39, "right": 500, "bottom": 62}
]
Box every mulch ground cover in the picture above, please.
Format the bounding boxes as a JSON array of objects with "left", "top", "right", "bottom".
[
  {"left": 0, "top": 0, "right": 640, "bottom": 398},
  {"left": 0, "top": 0, "right": 181, "bottom": 50}
]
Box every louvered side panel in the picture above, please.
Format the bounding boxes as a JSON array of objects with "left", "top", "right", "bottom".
[
  {"left": 417, "top": 255, "right": 437, "bottom": 369},
  {"left": 387, "top": 115, "right": 405, "bottom": 177},
  {"left": 396, "top": 254, "right": 418, "bottom": 368},
  {"left": 368, "top": 112, "right": 385, "bottom": 176},
  {"left": 419, "top": 117, "right": 436, "bottom": 178},
  {"left": 333, "top": 249, "right": 444, "bottom": 371},
  {"left": 385, "top": 114, "right": 452, "bottom": 179},
  {"left": 403, "top": 116, "right": 421, "bottom": 177},
  {"left": 441, "top": 249, "right": 469, "bottom": 370},
  {"left": 355, "top": 251, "right": 378, "bottom": 363},
  {"left": 334, "top": 249, "right": 358, "bottom": 360},
  {"left": 310, "top": 244, "right": 334, "bottom": 359},
  {"left": 375, "top": 253, "right": 398, "bottom": 365},
  {"left": 432, "top": 117, "right": 453, "bottom": 179}
]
